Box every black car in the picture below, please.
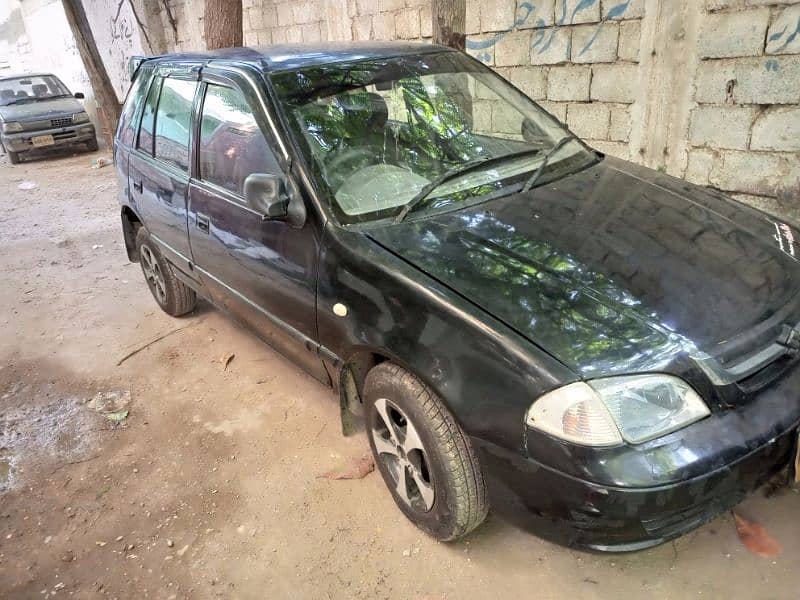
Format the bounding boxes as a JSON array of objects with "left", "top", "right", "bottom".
[
  {"left": 0, "top": 73, "right": 97, "bottom": 164},
  {"left": 114, "top": 43, "right": 800, "bottom": 551}
]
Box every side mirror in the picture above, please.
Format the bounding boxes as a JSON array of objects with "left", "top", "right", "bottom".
[
  {"left": 74, "top": 92, "right": 85, "bottom": 99},
  {"left": 244, "top": 173, "right": 289, "bottom": 220}
]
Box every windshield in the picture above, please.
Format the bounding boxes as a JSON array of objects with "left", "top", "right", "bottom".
[
  {"left": 0, "top": 75, "right": 71, "bottom": 106},
  {"left": 271, "top": 51, "right": 595, "bottom": 225}
]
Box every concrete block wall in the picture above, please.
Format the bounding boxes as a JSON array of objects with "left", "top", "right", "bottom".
[
  {"left": 686, "top": 1, "right": 800, "bottom": 218},
  {"left": 87, "top": 0, "right": 800, "bottom": 219}
]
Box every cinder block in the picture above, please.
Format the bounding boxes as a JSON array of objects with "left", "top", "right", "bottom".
[
  {"left": 256, "top": 29, "right": 271, "bottom": 45},
  {"left": 557, "top": 0, "right": 601, "bottom": 25},
  {"left": 378, "top": 0, "right": 405, "bottom": 12},
  {"left": 766, "top": 5, "right": 800, "bottom": 55},
  {"left": 689, "top": 106, "right": 756, "bottom": 150},
  {"left": 495, "top": 30, "right": 532, "bottom": 66},
  {"left": 395, "top": 8, "right": 421, "bottom": 39},
  {"left": 547, "top": 65, "right": 591, "bottom": 101},
  {"left": 276, "top": 2, "right": 294, "bottom": 26},
  {"left": 420, "top": 5, "right": 433, "bottom": 38},
  {"left": 301, "top": 22, "right": 322, "bottom": 42},
  {"left": 372, "top": 12, "right": 396, "bottom": 40},
  {"left": 248, "top": 7, "right": 264, "bottom": 30},
  {"left": 618, "top": 20, "right": 641, "bottom": 62},
  {"left": 516, "top": 0, "right": 556, "bottom": 28},
  {"left": 695, "top": 56, "right": 800, "bottom": 105},
  {"left": 466, "top": 35, "right": 496, "bottom": 65},
  {"left": 710, "top": 150, "right": 800, "bottom": 195},
  {"left": 292, "top": 0, "right": 318, "bottom": 25},
  {"left": 591, "top": 140, "right": 630, "bottom": 160},
  {"left": 567, "top": 102, "right": 611, "bottom": 139},
  {"left": 351, "top": 15, "right": 372, "bottom": 40},
  {"left": 480, "top": 0, "right": 517, "bottom": 32},
  {"left": 751, "top": 107, "right": 800, "bottom": 152},
  {"left": 609, "top": 105, "right": 631, "bottom": 141},
  {"left": 492, "top": 102, "right": 523, "bottom": 134},
  {"left": 530, "top": 27, "right": 571, "bottom": 65},
  {"left": 685, "top": 148, "right": 716, "bottom": 185},
  {"left": 590, "top": 63, "right": 639, "bottom": 103},
  {"left": 466, "top": 0, "right": 481, "bottom": 34},
  {"left": 601, "top": 0, "right": 644, "bottom": 20},
  {"left": 698, "top": 9, "right": 770, "bottom": 59},
  {"left": 571, "top": 23, "right": 619, "bottom": 63},
  {"left": 500, "top": 66, "right": 547, "bottom": 99},
  {"left": 539, "top": 100, "right": 568, "bottom": 122}
]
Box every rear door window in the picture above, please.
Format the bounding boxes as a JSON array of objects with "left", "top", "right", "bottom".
[
  {"left": 154, "top": 78, "right": 197, "bottom": 171},
  {"left": 137, "top": 75, "right": 161, "bottom": 155},
  {"left": 118, "top": 64, "right": 154, "bottom": 147},
  {"left": 198, "top": 83, "right": 279, "bottom": 196}
]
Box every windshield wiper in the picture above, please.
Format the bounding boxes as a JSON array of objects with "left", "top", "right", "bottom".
[
  {"left": 394, "top": 147, "right": 544, "bottom": 223},
  {"left": 521, "top": 134, "right": 577, "bottom": 193}
]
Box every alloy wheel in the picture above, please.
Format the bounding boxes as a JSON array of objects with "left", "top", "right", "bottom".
[
  {"left": 371, "top": 397, "right": 435, "bottom": 513},
  {"left": 140, "top": 244, "right": 167, "bottom": 305}
]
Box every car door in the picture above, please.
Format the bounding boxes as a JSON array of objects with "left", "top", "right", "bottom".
[
  {"left": 128, "top": 68, "right": 199, "bottom": 277},
  {"left": 187, "top": 66, "right": 328, "bottom": 383}
]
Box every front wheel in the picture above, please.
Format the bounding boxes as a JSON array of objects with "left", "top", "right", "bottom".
[
  {"left": 7, "top": 150, "right": 20, "bottom": 164},
  {"left": 135, "top": 227, "right": 196, "bottom": 317},
  {"left": 364, "top": 362, "right": 488, "bottom": 541}
]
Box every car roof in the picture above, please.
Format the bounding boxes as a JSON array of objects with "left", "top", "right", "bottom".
[{"left": 143, "top": 42, "right": 455, "bottom": 72}]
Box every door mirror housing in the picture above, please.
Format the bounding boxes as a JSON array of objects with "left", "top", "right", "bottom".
[
  {"left": 244, "top": 173, "right": 289, "bottom": 220},
  {"left": 74, "top": 92, "right": 85, "bottom": 99}
]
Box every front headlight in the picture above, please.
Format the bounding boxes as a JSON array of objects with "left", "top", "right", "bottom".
[
  {"left": 526, "top": 375, "right": 710, "bottom": 446},
  {"left": 72, "top": 112, "right": 90, "bottom": 124},
  {"left": 2, "top": 121, "right": 22, "bottom": 133}
]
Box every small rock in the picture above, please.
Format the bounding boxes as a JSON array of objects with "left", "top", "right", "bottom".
[
  {"left": 95, "top": 541, "right": 106, "bottom": 547},
  {"left": 115, "top": 536, "right": 123, "bottom": 542},
  {"left": 177, "top": 544, "right": 189, "bottom": 557},
  {"left": 402, "top": 549, "right": 411, "bottom": 557},
  {"left": 166, "top": 539, "right": 174, "bottom": 548},
  {"left": 59, "top": 550, "right": 75, "bottom": 562}
]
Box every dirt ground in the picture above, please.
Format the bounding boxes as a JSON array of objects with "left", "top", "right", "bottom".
[{"left": 0, "top": 149, "right": 798, "bottom": 600}]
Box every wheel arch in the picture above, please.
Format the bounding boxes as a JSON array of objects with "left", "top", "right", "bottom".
[
  {"left": 335, "top": 345, "right": 465, "bottom": 438},
  {"left": 121, "top": 205, "right": 143, "bottom": 262}
]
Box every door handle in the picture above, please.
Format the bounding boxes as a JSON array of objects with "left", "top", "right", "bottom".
[
  {"left": 132, "top": 180, "right": 143, "bottom": 193},
  {"left": 196, "top": 213, "right": 210, "bottom": 233}
]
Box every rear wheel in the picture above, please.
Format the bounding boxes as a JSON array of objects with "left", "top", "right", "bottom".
[
  {"left": 135, "top": 227, "right": 196, "bottom": 317},
  {"left": 364, "top": 362, "right": 488, "bottom": 541},
  {"left": 7, "top": 150, "right": 20, "bottom": 164}
]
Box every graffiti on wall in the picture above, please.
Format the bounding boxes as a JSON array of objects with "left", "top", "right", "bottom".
[{"left": 466, "top": 0, "right": 633, "bottom": 63}]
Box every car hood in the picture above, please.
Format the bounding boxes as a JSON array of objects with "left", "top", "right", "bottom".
[
  {"left": 368, "top": 157, "right": 800, "bottom": 378},
  {"left": 0, "top": 97, "right": 83, "bottom": 122}
]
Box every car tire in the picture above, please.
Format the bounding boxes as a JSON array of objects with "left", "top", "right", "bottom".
[
  {"left": 87, "top": 137, "right": 98, "bottom": 152},
  {"left": 135, "top": 227, "right": 196, "bottom": 317},
  {"left": 8, "top": 150, "right": 20, "bottom": 164},
  {"left": 364, "top": 362, "right": 488, "bottom": 541}
]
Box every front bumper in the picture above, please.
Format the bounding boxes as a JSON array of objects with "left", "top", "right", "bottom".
[
  {"left": 475, "top": 422, "right": 796, "bottom": 551},
  {"left": 2, "top": 123, "right": 96, "bottom": 152}
]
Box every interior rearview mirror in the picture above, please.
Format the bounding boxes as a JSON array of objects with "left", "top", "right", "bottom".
[
  {"left": 74, "top": 92, "right": 85, "bottom": 99},
  {"left": 244, "top": 173, "right": 289, "bottom": 220}
]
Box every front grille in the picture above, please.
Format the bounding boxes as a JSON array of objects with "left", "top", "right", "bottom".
[{"left": 50, "top": 116, "right": 72, "bottom": 128}]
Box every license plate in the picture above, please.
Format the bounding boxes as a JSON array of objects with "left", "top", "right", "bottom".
[{"left": 31, "top": 134, "right": 54, "bottom": 147}]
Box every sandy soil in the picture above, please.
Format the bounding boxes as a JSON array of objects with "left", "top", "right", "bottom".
[{"left": 0, "top": 149, "right": 799, "bottom": 599}]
